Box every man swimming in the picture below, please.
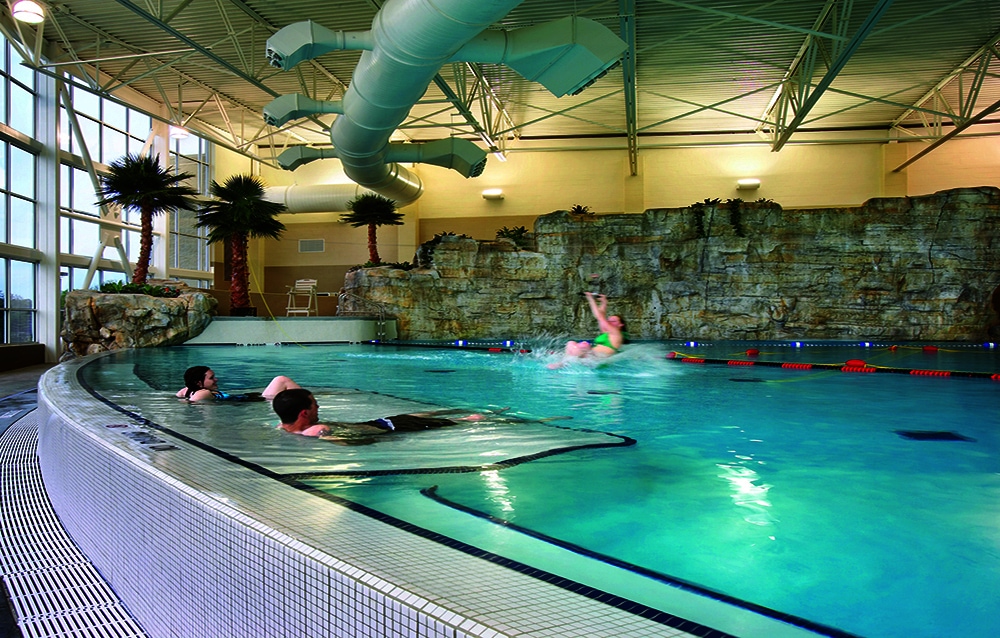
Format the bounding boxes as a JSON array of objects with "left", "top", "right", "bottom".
[{"left": 272, "top": 388, "right": 503, "bottom": 443}]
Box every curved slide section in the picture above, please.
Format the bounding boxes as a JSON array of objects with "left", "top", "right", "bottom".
[{"left": 264, "top": 0, "right": 625, "bottom": 211}]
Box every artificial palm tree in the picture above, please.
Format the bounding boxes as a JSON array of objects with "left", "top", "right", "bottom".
[
  {"left": 96, "top": 154, "right": 200, "bottom": 284},
  {"left": 340, "top": 193, "right": 404, "bottom": 265},
  {"left": 196, "top": 175, "right": 287, "bottom": 312}
]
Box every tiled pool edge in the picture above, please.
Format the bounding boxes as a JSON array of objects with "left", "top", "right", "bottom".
[{"left": 35, "top": 354, "right": 707, "bottom": 638}]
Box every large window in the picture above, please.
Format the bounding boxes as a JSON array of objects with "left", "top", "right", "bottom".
[
  {"left": 0, "top": 34, "right": 218, "bottom": 349},
  {"left": 58, "top": 84, "right": 213, "bottom": 287},
  {"left": 60, "top": 85, "right": 151, "bottom": 161},
  {"left": 0, "top": 34, "right": 35, "bottom": 138},
  {"left": 0, "top": 257, "right": 35, "bottom": 343},
  {"left": 0, "top": 35, "right": 38, "bottom": 344},
  {"left": 0, "top": 141, "right": 36, "bottom": 250},
  {"left": 170, "top": 135, "right": 211, "bottom": 276}
]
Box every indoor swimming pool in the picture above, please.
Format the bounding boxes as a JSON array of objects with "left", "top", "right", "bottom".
[{"left": 78, "top": 341, "right": 1000, "bottom": 638}]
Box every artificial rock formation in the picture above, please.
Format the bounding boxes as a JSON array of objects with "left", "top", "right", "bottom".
[
  {"left": 342, "top": 187, "right": 1000, "bottom": 342},
  {"left": 62, "top": 283, "right": 217, "bottom": 357}
]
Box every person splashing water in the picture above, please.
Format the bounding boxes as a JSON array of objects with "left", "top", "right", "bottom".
[{"left": 549, "top": 291, "right": 628, "bottom": 368}]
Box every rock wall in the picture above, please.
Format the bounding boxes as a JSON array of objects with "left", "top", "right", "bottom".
[
  {"left": 344, "top": 187, "right": 1000, "bottom": 342},
  {"left": 62, "top": 285, "right": 217, "bottom": 357}
]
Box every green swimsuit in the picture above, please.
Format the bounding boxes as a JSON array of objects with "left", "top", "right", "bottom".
[{"left": 593, "top": 332, "right": 620, "bottom": 352}]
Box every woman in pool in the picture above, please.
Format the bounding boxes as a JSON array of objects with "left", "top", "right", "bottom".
[
  {"left": 176, "top": 365, "right": 301, "bottom": 402},
  {"left": 549, "top": 291, "right": 628, "bottom": 368}
]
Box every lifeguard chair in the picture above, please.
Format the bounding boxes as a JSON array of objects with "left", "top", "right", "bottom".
[{"left": 285, "top": 279, "right": 318, "bottom": 316}]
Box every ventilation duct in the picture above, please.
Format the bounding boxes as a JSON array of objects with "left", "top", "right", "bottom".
[
  {"left": 451, "top": 16, "right": 627, "bottom": 97},
  {"left": 265, "top": 183, "right": 374, "bottom": 213},
  {"left": 264, "top": 0, "right": 625, "bottom": 211}
]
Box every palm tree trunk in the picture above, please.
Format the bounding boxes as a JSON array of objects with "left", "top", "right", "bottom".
[
  {"left": 230, "top": 233, "right": 251, "bottom": 309},
  {"left": 368, "top": 223, "right": 380, "bottom": 264},
  {"left": 133, "top": 207, "right": 154, "bottom": 284}
]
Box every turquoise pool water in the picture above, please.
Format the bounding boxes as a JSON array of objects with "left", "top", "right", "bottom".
[{"left": 82, "top": 342, "right": 1000, "bottom": 638}]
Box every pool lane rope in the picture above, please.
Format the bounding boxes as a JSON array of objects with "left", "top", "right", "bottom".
[{"left": 665, "top": 351, "right": 1000, "bottom": 381}]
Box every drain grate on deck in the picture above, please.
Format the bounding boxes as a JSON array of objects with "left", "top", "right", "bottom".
[{"left": 0, "top": 414, "right": 148, "bottom": 638}]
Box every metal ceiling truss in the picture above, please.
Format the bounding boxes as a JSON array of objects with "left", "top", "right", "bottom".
[
  {"left": 759, "top": 0, "right": 896, "bottom": 151},
  {"left": 15, "top": 1, "right": 286, "bottom": 166},
  {"left": 495, "top": 89, "right": 626, "bottom": 138},
  {"left": 6, "top": 0, "right": 1000, "bottom": 175},
  {"left": 619, "top": 0, "right": 637, "bottom": 175},
  {"left": 641, "top": 83, "right": 782, "bottom": 131},
  {"left": 890, "top": 28, "right": 1000, "bottom": 139},
  {"left": 890, "top": 30, "right": 1000, "bottom": 172},
  {"left": 55, "top": 0, "right": 354, "bottom": 161}
]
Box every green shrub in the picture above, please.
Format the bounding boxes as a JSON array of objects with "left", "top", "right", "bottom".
[
  {"left": 496, "top": 225, "right": 531, "bottom": 248},
  {"left": 99, "top": 281, "right": 181, "bottom": 298},
  {"left": 348, "top": 261, "right": 415, "bottom": 272}
]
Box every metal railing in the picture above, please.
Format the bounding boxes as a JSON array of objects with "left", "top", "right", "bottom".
[{"left": 337, "top": 291, "right": 391, "bottom": 341}]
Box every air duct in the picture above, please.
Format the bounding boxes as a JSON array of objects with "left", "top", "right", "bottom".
[
  {"left": 265, "top": 183, "right": 375, "bottom": 213},
  {"left": 451, "top": 16, "right": 627, "bottom": 97},
  {"left": 264, "top": 0, "right": 625, "bottom": 210}
]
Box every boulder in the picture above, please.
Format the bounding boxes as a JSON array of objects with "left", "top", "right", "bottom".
[{"left": 61, "top": 283, "right": 217, "bottom": 358}]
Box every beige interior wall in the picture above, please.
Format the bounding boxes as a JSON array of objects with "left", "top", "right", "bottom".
[
  {"left": 895, "top": 136, "right": 1000, "bottom": 195},
  {"left": 641, "top": 143, "right": 886, "bottom": 209},
  {"left": 417, "top": 147, "right": 627, "bottom": 217}
]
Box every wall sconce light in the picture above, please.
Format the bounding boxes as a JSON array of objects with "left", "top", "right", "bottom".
[
  {"left": 169, "top": 126, "right": 189, "bottom": 140},
  {"left": 482, "top": 188, "right": 504, "bottom": 200},
  {"left": 12, "top": 0, "right": 45, "bottom": 23},
  {"left": 736, "top": 178, "right": 761, "bottom": 190}
]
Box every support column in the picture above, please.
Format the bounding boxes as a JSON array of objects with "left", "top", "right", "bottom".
[{"left": 35, "top": 71, "right": 61, "bottom": 361}]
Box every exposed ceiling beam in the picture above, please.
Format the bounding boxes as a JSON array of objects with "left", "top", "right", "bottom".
[
  {"left": 110, "top": 0, "right": 280, "bottom": 98},
  {"left": 893, "top": 95, "right": 1000, "bottom": 172},
  {"left": 651, "top": 0, "right": 850, "bottom": 41},
  {"left": 891, "top": 27, "right": 1000, "bottom": 130},
  {"left": 619, "top": 0, "right": 638, "bottom": 176},
  {"left": 770, "top": 0, "right": 895, "bottom": 151}
]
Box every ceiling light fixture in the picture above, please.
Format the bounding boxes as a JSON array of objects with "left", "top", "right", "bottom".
[
  {"left": 482, "top": 188, "right": 504, "bottom": 200},
  {"left": 12, "top": 0, "right": 45, "bottom": 23},
  {"left": 736, "top": 178, "right": 761, "bottom": 190},
  {"left": 169, "top": 125, "right": 189, "bottom": 140}
]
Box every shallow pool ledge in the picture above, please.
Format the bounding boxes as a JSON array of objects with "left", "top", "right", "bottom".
[
  {"left": 185, "top": 315, "right": 398, "bottom": 345},
  {"left": 36, "top": 354, "right": 701, "bottom": 638}
]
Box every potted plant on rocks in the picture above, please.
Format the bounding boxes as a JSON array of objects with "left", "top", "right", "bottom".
[
  {"left": 96, "top": 154, "right": 200, "bottom": 284},
  {"left": 340, "top": 193, "right": 404, "bottom": 265},
  {"left": 196, "top": 175, "right": 287, "bottom": 316}
]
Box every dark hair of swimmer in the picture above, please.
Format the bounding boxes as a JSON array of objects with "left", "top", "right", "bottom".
[
  {"left": 272, "top": 388, "right": 314, "bottom": 424},
  {"left": 182, "top": 366, "right": 211, "bottom": 394}
]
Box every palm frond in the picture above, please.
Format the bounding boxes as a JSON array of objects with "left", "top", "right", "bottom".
[
  {"left": 340, "top": 193, "right": 403, "bottom": 227},
  {"left": 196, "top": 174, "right": 287, "bottom": 244},
  {"left": 95, "top": 154, "right": 199, "bottom": 213}
]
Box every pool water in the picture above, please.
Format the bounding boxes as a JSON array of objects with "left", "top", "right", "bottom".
[{"left": 82, "top": 342, "right": 1000, "bottom": 638}]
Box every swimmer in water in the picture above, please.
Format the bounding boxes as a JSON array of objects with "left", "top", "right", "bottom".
[
  {"left": 272, "top": 388, "right": 518, "bottom": 444},
  {"left": 177, "top": 365, "right": 301, "bottom": 402},
  {"left": 549, "top": 292, "right": 628, "bottom": 368}
]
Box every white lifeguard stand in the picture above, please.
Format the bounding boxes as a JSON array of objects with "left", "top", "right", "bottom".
[{"left": 285, "top": 279, "right": 318, "bottom": 316}]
